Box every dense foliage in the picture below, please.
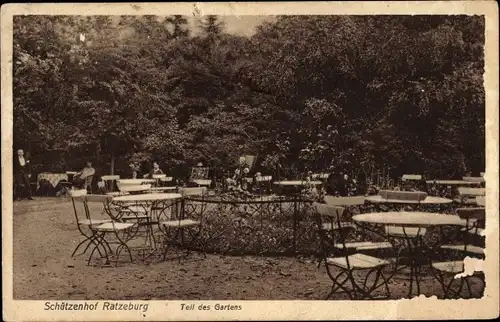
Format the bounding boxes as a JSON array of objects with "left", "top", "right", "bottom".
[{"left": 13, "top": 15, "right": 485, "bottom": 180}]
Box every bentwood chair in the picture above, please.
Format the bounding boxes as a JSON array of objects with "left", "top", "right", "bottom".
[
  {"left": 313, "top": 203, "right": 392, "bottom": 300},
  {"left": 70, "top": 190, "right": 111, "bottom": 259},
  {"left": 82, "top": 195, "right": 137, "bottom": 266},
  {"left": 433, "top": 207, "right": 485, "bottom": 298},
  {"left": 159, "top": 187, "right": 207, "bottom": 261}
]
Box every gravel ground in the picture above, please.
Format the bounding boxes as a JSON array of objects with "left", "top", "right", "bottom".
[{"left": 13, "top": 198, "right": 481, "bottom": 300}]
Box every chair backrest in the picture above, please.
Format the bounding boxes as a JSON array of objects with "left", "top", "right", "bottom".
[
  {"left": 192, "top": 179, "right": 212, "bottom": 186},
  {"left": 179, "top": 187, "right": 207, "bottom": 196},
  {"left": 324, "top": 195, "right": 365, "bottom": 206},
  {"left": 458, "top": 187, "right": 485, "bottom": 197},
  {"left": 476, "top": 196, "right": 485, "bottom": 206},
  {"left": 456, "top": 207, "right": 485, "bottom": 221},
  {"left": 313, "top": 203, "right": 355, "bottom": 268},
  {"left": 313, "top": 202, "right": 345, "bottom": 220},
  {"left": 101, "top": 175, "right": 120, "bottom": 181},
  {"left": 70, "top": 196, "right": 89, "bottom": 223},
  {"left": 311, "top": 173, "right": 330, "bottom": 180},
  {"left": 190, "top": 167, "right": 209, "bottom": 180},
  {"left": 241, "top": 155, "right": 258, "bottom": 170},
  {"left": 463, "top": 176, "right": 485, "bottom": 183},
  {"left": 379, "top": 190, "right": 427, "bottom": 201},
  {"left": 160, "top": 177, "right": 174, "bottom": 182},
  {"left": 153, "top": 174, "right": 167, "bottom": 179},
  {"left": 402, "top": 174, "right": 422, "bottom": 181}
]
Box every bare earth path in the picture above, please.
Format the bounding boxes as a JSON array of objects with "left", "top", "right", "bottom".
[{"left": 13, "top": 198, "right": 461, "bottom": 300}]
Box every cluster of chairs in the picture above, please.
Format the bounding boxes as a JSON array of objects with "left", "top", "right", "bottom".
[
  {"left": 70, "top": 187, "right": 208, "bottom": 266},
  {"left": 312, "top": 195, "right": 485, "bottom": 299}
]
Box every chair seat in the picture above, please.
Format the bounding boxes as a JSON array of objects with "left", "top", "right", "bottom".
[
  {"left": 95, "top": 222, "right": 135, "bottom": 231},
  {"left": 432, "top": 261, "right": 464, "bottom": 274},
  {"left": 441, "top": 244, "right": 484, "bottom": 254},
  {"left": 79, "top": 219, "right": 111, "bottom": 226},
  {"left": 335, "top": 241, "right": 393, "bottom": 250},
  {"left": 385, "top": 226, "right": 427, "bottom": 237},
  {"left": 161, "top": 219, "right": 200, "bottom": 227},
  {"left": 326, "top": 253, "right": 390, "bottom": 269},
  {"left": 321, "top": 222, "right": 355, "bottom": 231}
]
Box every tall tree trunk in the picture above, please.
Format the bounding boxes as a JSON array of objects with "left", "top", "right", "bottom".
[
  {"left": 110, "top": 151, "right": 116, "bottom": 191},
  {"left": 110, "top": 151, "right": 115, "bottom": 175}
]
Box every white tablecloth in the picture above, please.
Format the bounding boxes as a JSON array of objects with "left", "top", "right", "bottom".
[{"left": 37, "top": 173, "right": 68, "bottom": 189}]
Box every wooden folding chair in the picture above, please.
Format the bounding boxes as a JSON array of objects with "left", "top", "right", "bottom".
[
  {"left": 313, "top": 203, "right": 392, "bottom": 300},
  {"left": 82, "top": 195, "right": 137, "bottom": 266},
  {"left": 159, "top": 187, "right": 207, "bottom": 261},
  {"left": 320, "top": 196, "right": 392, "bottom": 267},
  {"left": 69, "top": 190, "right": 111, "bottom": 258},
  {"left": 433, "top": 207, "right": 485, "bottom": 298}
]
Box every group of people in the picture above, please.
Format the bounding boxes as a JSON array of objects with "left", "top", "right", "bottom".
[{"left": 16, "top": 148, "right": 442, "bottom": 200}]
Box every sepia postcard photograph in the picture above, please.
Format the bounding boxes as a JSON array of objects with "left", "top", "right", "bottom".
[{"left": 2, "top": 1, "right": 499, "bottom": 321}]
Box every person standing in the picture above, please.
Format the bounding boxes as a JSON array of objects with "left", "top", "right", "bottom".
[{"left": 14, "top": 149, "right": 34, "bottom": 200}]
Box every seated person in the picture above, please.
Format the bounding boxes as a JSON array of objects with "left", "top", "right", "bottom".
[
  {"left": 125, "top": 162, "right": 139, "bottom": 179},
  {"left": 72, "top": 161, "right": 95, "bottom": 189},
  {"left": 147, "top": 161, "right": 164, "bottom": 178},
  {"left": 326, "top": 170, "right": 348, "bottom": 196}
]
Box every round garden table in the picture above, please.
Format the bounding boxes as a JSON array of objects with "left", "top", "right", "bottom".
[
  {"left": 118, "top": 185, "right": 151, "bottom": 194},
  {"left": 273, "top": 180, "right": 323, "bottom": 186},
  {"left": 113, "top": 193, "right": 183, "bottom": 253},
  {"left": 365, "top": 195, "right": 453, "bottom": 204},
  {"left": 353, "top": 212, "right": 466, "bottom": 227},
  {"left": 353, "top": 212, "right": 466, "bottom": 298},
  {"left": 426, "top": 180, "right": 480, "bottom": 185},
  {"left": 147, "top": 186, "right": 178, "bottom": 193},
  {"left": 117, "top": 179, "right": 155, "bottom": 185}
]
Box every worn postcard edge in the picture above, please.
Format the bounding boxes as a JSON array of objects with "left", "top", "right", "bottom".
[{"left": 1, "top": 2, "right": 499, "bottom": 321}]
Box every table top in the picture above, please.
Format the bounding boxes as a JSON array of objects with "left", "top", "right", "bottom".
[
  {"left": 148, "top": 186, "right": 178, "bottom": 191},
  {"left": 353, "top": 212, "right": 466, "bottom": 226},
  {"left": 273, "top": 180, "right": 323, "bottom": 186},
  {"left": 426, "top": 180, "right": 480, "bottom": 185},
  {"left": 118, "top": 179, "right": 155, "bottom": 184},
  {"left": 192, "top": 179, "right": 212, "bottom": 185},
  {"left": 365, "top": 195, "right": 453, "bottom": 204},
  {"left": 118, "top": 184, "right": 151, "bottom": 192},
  {"left": 113, "top": 193, "right": 183, "bottom": 202}
]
